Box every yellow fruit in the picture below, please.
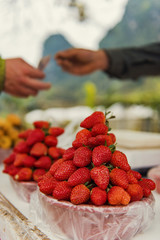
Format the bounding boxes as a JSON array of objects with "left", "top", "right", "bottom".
[
  {"left": 7, "top": 114, "right": 21, "bottom": 126},
  {"left": 0, "top": 136, "right": 12, "bottom": 149}
]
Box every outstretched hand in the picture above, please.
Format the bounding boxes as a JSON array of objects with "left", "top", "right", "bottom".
[
  {"left": 55, "top": 48, "right": 109, "bottom": 75},
  {"left": 4, "top": 58, "right": 51, "bottom": 97}
]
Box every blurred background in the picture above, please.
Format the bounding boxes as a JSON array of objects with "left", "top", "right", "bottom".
[{"left": 0, "top": 0, "right": 160, "bottom": 133}]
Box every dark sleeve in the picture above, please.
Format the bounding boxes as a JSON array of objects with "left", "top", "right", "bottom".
[{"left": 103, "top": 42, "right": 160, "bottom": 79}]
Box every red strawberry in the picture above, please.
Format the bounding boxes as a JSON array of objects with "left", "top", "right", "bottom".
[
  {"left": 76, "top": 129, "right": 92, "bottom": 139},
  {"left": 129, "top": 170, "right": 142, "bottom": 180},
  {"left": 38, "top": 172, "right": 54, "bottom": 186},
  {"left": 73, "top": 146, "right": 92, "bottom": 167},
  {"left": 3, "top": 152, "right": 16, "bottom": 164},
  {"left": 33, "top": 169, "right": 46, "bottom": 182},
  {"left": 53, "top": 181, "right": 72, "bottom": 200},
  {"left": 14, "top": 167, "right": 32, "bottom": 181},
  {"left": 126, "top": 184, "right": 143, "bottom": 202},
  {"left": 127, "top": 170, "right": 138, "bottom": 184},
  {"left": 54, "top": 160, "right": 77, "bottom": 181},
  {"left": 70, "top": 184, "right": 90, "bottom": 204},
  {"left": 14, "top": 153, "right": 28, "bottom": 167},
  {"left": 108, "top": 186, "right": 131, "bottom": 206},
  {"left": 34, "top": 156, "right": 52, "bottom": 169},
  {"left": 48, "top": 147, "right": 61, "bottom": 159},
  {"left": 110, "top": 168, "right": 129, "bottom": 189},
  {"left": 138, "top": 180, "right": 151, "bottom": 197},
  {"left": 139, "top": 178, "right": 156, "bottom": 190},
  {"left": 111, "top": 150, "right": 130, "bottom": 171},
  {"left": 63, "top": 147, "right": 76, "bottom": 160},
  {"left": 68, "top": 167, "right": 91, "bottom": 187},
  {"left": 49, "top": 158, "right": 66, "bottom": 176},
  {"left": 91, "top": 123, "right": 108, "bottom": 136},
  {"left": 44, "top": 135, "right": 58, "bottom": 147},
  {"left": 18, "top": 129, "right": 33, "bottom": 139},
  {"left": 92, "top": 145, "right": 112, "bottom": 166},
  {"left": 97, "top": 135, "right": 113, "bottom": 147},
  {"left": 57, "top": 147, "right": 65, "bottom": 157},
  {"left": 72, "top": 137, "right": 88, "bottom": 149},
  {"left": 80, "top": 111, "right": 105, "bottom": 129},
  {"left": 109, "top": 133, "right": 116, "bottom": 144},
  {"left": 14, "top": 140, "right": 30, "bottom": 153},
  {"left": 40, "top": 177, "right": 59, "bottom": 195},
  {"left": 22, "top": 155, "right": 36, "bottom": 167},
  {"left": 90, "top": 187, "right": 107, "bottom": 206},
  {"left": 30, "top": 142, "right": 47, "bottom": 157},
  {"left": 91, "top": 165, "right": 109, "bottom": 190},
  {"left": 48, "top": 127, "right": 64, "bottom": 137},
  {"left": 3, "top": 164, "right": 21, "bottom": 176},
  {"left": 26, "top": 129, "right": 45, "bottom": 146},
  {"left": 33, "top": 121, "right": 50, "bottom": 129}
]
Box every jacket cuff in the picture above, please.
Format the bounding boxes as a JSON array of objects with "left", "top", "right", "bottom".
[{"left": 0, "top": 57, "right": 5, "bottom": 92}]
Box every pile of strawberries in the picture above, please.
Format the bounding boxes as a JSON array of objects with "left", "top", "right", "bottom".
[
  {"left": 3, "top": 121, "right": 65, "bottom": 182},
  {"left": 38, "top": 111, "right": 156, "bottom": 206}
]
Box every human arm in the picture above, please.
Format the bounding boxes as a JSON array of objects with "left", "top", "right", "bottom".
[
  {"left": 0, "top": 57, "right": 51, "bottom": 97},
  {"left": 55, "top": 43, "right": 160, "bottom": 79}
]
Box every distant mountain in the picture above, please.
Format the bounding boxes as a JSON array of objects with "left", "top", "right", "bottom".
[{"left": 100, "top": 0, "right": 160, "bottom": 48}]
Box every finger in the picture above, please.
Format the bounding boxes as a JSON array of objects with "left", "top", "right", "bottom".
[
  {"left": 55, "top": 49, "right": 76, "bottom": 60},
  {"left": 5, "top": 85, "right": 39, "bottom": 98},
  {"left": 27, "top": 67, "right": 45, "bottom": 79},
  {"left": 23, "top": 77, "right": 51, "bottom": 90}
]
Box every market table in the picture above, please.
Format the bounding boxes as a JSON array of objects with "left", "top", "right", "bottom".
[{"left": 0, "top": 164, "right": 160, "bottom": 240}]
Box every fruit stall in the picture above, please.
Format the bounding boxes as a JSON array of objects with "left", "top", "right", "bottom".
[{"left": 0, "top": 111, "right": 160, "bottom": 240}]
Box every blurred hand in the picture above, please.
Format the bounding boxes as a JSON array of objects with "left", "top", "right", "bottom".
[
  {"left": 4, "top": 58, "right": 51, "bottom": 97},
  {"left": 54, "top": 48, "right": 109, "bottom": 75}
]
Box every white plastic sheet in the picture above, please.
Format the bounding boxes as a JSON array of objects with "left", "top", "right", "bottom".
[{"left": 30, "top": 189, "right": 155, "bottom": 240}]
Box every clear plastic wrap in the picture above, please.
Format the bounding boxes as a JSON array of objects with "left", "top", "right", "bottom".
[
  {"left": 0, "top": 148, "right": 12, "bottom": 165},
  {"left": 10, "top": 177, "right": 37, "bottom": 202},
  {"left": 30, "top": 189, "right": 155, "bottom": 240},
  {"left": 148, "top": 166, "right": 160, "bottom": 194}
]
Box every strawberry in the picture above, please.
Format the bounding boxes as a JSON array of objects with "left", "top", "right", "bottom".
[
  {"left": 70, "top": 184, "right": 90, "bottom": 204},
  {"left": 110, "top": 168, "right": 129, "bottom": 189},
  {"left": 111, "top": 150, "right": 130, "bottom": 171},
  {"left": 68, "top": 167, "right": 91, "bottom": 187},
  {"left": 73, "top": 146, "right": 92, "bottom": 167},
  {"left": 72, "top": 137, "right": 88, "bottom": 149},
  {"left": 91, "top": 165, "right": 109, "bottom": 190},
  {"left": 3, "top": 152, "right": 16, "bottom": 164},
  {"left": 138, "top": 180, "right": 151, "bottom": 197},
  {"left": 14, "top": 153, "right": 28, "bottom": 167},
  {"left": 14, "top": 167, "right": 32, "bottom": 181},
  {"left": 54, "top": 160, "right": 77, "bottom": 181},
  {"left": 22, "top": 155, "right": 36, "bottom": 167},
  {"left": 34, "top": 156, "right": 52, "bottom": 169},
  {"left": 53, "top": 181, "right": 72, "bottom": 200},
  {"left": 33, "top": 121, "right": 50, "bottom": 129},
  {"left": 129, "top": 170, "right": 142, "bottom": 180},
  {"left": 14, "top": 140, "right": 30, "bottom": 153},
  {"left": 57, "top": 147, "right": 65, "bottom": 157},
  {"left": 40, "top": 177, "right": 59, "bottom": 195},
  {"left": 44, "top": 135, "right": 58, "bottom": 147},
  {"left": 92, "top": 145, "right": 112, "bottom": 166},
  {"left": 108, "top": 186, "right": 131, "bottom": 206},
  {"left": 63, "top": 147, "right": 76, "bottom": 160},
  {"left": 80, "top": 111, "right": 105, "bottom": 129},
  {"left": 38, "top": 171, "right": 54, "bottom": 186},
  {"left": 48, "top": 147, "right": 61, "bottom": 159},
  {"left": 48, "top": 127, "right": 64, "bottom": 137},
  {"left": 90, "top": 187, "right": 107, "bottom": 206},
  {"left": 139, "top": 178, "right": 156, "bottom": 190},
  {"left": 30, "top": 142, "right": 47, "bottom": 157},
  {"left": 26, "top": 129, "right": 45, "bottom": 146},
  {"left": 109, "top": 133, "right": 116, "bottom": 144},
  {"left": 91, "top": 123, "right": 108, "bottom": 136},
  {"left": 76, "top": 129, "right": 92, "bottom": 139},
  {"left": 3, "top": 164, "right": 21, "bottom": 176},
  {"left": 49, "top": 158, "right": 66, "bottom": 176},
  {"left": 126, "top": 184, "right": 143, "bottom": 202},
  {"left": 18, "top": 129, "right": 33, "bottom": 139},
  {"left": 33, "top": 169, "right": 46, "bottom": 182},
  {"left": 127, "top": 170, "right": 138, "bottom": 184}
]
